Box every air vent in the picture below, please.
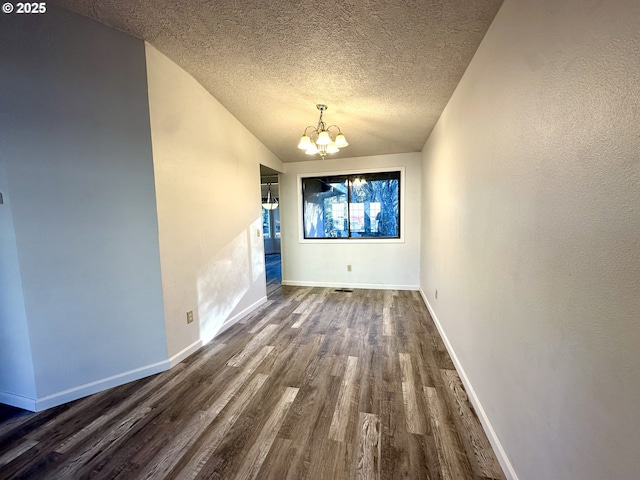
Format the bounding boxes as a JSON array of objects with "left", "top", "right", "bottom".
[{"left": 334, "top": 288, "right": 354, "bottom": 293}]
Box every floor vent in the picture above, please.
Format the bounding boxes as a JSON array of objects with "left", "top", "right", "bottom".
[{"left": 334, "top": 288, "right": 354, "bottom": 293}]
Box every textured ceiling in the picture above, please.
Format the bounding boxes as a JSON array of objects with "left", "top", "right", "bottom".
[{"left": 51, "top": 0, "right": 503, "bottom": 163}]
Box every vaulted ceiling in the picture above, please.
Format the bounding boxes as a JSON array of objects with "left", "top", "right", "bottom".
[{"left": 52, "top": 0, "right": 503, "bottom": 162}]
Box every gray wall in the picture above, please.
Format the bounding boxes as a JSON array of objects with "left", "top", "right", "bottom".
[
  {"left": 0, "top": 7, "right": 168, "bottom": 409},
  {"left": 0, "top": 163, "right": 36, "bottom": 404},
  {"left": 420, "top": 0, "right": 640, "bottom": 478}
]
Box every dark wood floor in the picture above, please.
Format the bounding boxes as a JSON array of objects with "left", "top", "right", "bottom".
[{"left": 0, "top": 285, "right": 505, "bottom": 480}]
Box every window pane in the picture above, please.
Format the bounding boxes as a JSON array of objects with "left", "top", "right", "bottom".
[
  {"left": 262, "top": 207, "right": 270, "bottom": 236},
  {"left": 302, "top": 177, "right": 348, "bottom": 238},
  {"left": 370, "top": 202, "right": 381, "bottom": 233},
  {"left": 273, "top": 208, "right": 281, "bottom": 238},
  {"left": 349, "top": 202, "right": 365, "bottom": 232},
  {"left": 348, "top": 172, "right": 400, "bottom": 238}
]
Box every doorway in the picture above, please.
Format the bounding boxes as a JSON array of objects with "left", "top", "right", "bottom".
[{"left": 260, "top": 165, "right": 282, "bottom": 296}]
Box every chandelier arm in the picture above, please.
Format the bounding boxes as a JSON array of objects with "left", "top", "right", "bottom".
[
  {"left": 302, "top": 125, "right": 318, "bottom": 135},
  {"left": 326, "top": 125, "right": 342, "bottom": 134}
]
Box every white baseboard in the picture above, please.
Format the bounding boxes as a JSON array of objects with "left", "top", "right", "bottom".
[
  {"left": 282, "top": 280, "right": 419, "bottom": 291},
  {"left": 218, "top": 295, "right": 268, "bottom": 335},
  {"left": 168, "top": 339, "right": 203, "bottom": 368},
  {"left": 24, "top": 359, "right": 169, "bottom": 412},
  {"left": 418, "top": 288, "right": 519, "bottom": 480},
  {"left": 1, "top": 296, "right": 273, "bottom": 413},
  {"left": 0, "top": 391, "right": 37, "bottom": 411},
  {"left": 171, "top": 296, "right": 269, "bottom": 365}
]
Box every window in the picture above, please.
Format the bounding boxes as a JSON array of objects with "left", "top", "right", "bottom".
[
  {"left": 262, "top": 207, "right": 271, "bottom": 237},
  {"left": 302, "top": 171, "right": 401, "bottom": 239}
]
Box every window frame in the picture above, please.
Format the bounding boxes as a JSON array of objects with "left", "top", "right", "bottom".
[{"left": 297, "top": 167, "right": 405, "bottom": 244}]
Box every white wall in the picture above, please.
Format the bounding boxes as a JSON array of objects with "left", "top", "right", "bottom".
[
  {"left": 145, "top": 45, "right": 284, "bottom": 362},
  {"left": 281, "top": 153, "right": 421, "bottom": 290},
  {"left": 420, "top": 1, "right": 640, "bottom": 479},
  {"left": 0, "top": 7, "right": 168, "bottom": 410}
]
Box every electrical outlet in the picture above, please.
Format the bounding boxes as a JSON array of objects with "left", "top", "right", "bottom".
[
  {"left": 347, "top": 264, "right": 352, "bottom": 272},
  {"left": 186, "top": 310, "right": 194, "bottom": 324},
  {"left": 435, "top": 289, "right": 438, "bottom": 299}
]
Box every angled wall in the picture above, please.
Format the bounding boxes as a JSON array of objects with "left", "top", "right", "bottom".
[
  {"left": 145, "top": 44, "right": 284, "bottom": 362},
  {"left": 0, "top": 7, "right": 168, "bottom": 410},
  {"left": 420, "top": 0, "right": 640, "bottom": 478},
  {"left": 0, "top": 163, "right": 36, "bottom": 407}
]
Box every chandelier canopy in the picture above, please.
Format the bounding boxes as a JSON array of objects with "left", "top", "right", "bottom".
[{"left": 297, "top": 104, "right": 349, "bottom": 159}]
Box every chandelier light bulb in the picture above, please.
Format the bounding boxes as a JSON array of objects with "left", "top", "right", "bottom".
[
  {"left": 335, "top": 133, "right": 349, "bottom": 148},
  {"left": 316, "top": 130, "right": 331, "bottom": 146},
  {"left": 326, "top": 142, "right": 339, "bottom": 154},
  {"left": 305, "top": 142, "right": 319, "bottom": 155},
  {"left": 298, "top": 134, "right": 311, "bottom": 150}
]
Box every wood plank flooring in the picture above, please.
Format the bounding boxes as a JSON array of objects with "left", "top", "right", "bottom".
[
  {"left": 265, "top": 253, "right": 281, "bottom": 297},
  {"left": 0, "top": 286, "right": 505, "bottom": 480}
]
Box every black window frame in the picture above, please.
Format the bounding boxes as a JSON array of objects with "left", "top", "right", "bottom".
[{"left": 301, "top": 170, "right": 401, "bottom": 240}]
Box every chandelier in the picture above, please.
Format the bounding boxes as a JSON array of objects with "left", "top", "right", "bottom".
[
  {"left": 262, "top": 183, "right": 279, "bottom": 210},
  {"left": 297, "top": 104, "right": 349, "bottom": 159}
]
